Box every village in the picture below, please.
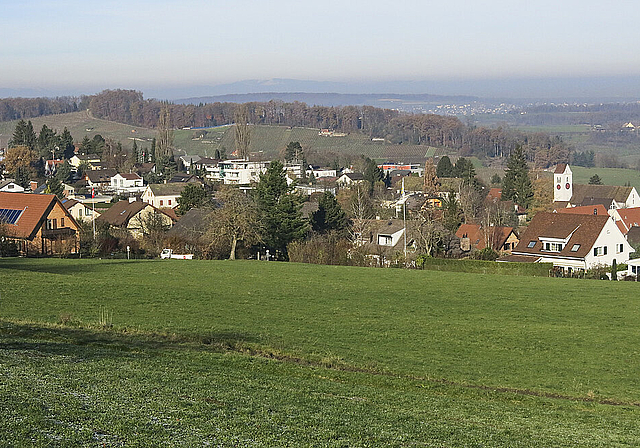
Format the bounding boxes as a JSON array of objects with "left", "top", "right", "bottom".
[{"left": 2, "top": 130, "right": 640, "bottom": 280}]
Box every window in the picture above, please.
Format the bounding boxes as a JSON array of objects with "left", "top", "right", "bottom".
[
  {"left": 78, "top": 208, "right": 83, "bottom": 217},
  {"left": 160, "top": 200, "right": 163, "bottom": 206},
  {"left": 594, "top": 246, "right": 607, "bottom": 256},
  {"left": 543, "top": 242, "right": 562, "bottom": 252},
  {"left": 633, "top": 266, "right": 637, "bottom": 274},
  {"left": 60, "top": 218, "right": 64, "bottom": 227},
  {"left": 617, "top": 244, "right": 624, "bottom": 253},
  {"left": 503, "top": 243, "right": 511, "bottom": 250},
  {"left": 378, "top": 235, "right": 393, "bottom": 246},
  {"left": 527, "top": 240, "right": 536, "bottom": 248},
  {"left": 571, "top": 244, "right": 580, "bottom": 252},
  {"left": 168, "top": 200, "right": 172, "bottom": 206}
]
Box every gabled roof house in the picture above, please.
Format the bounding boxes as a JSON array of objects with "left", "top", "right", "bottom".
[
  {"left": 502, "top": 212, "right": 633, "bottom": 272},
  {"left": 0, "top": 192, "right": 79, "bottom": 255}
]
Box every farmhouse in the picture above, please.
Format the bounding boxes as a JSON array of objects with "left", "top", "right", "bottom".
[
  {"left": 553, "top": 164, "right": 640, "bottom": 209},
  {"left": 97, "top": 200, "right": 175, "bottom": 238},
  {"left": 0, "top": 192, "right": 79, "bottom": 256},
  {"left": 502, "top": 212, "right": 633, "bottom": 273},
  {"left": 142, "top": 183, "right": 187, "bottom": 208}
]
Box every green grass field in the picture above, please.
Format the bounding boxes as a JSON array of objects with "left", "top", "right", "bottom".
[
  {"left": 2, "top": 258, "right": 640, "bottom": 445},
  {"left": 570, "top": 166, "right": 640, "bottom": 189},
  {"left": 0, "top": 112, "right": 449, "bottom": 163}
]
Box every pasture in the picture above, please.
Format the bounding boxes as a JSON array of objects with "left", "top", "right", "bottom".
[{"left": 1, "top": 258, "right": 640, "bottom": 445}]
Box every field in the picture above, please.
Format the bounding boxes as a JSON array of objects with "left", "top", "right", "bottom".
[
  {"left": 0, "top": 112, "right": 447, "bottom": 164},
  {"left": 2, "top": 258, "right": 640, "bottom": 446}
]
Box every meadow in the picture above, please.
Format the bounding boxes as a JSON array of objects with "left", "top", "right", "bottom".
[{"left": 2, "top": 258, "right": 640, "bottom": 446}]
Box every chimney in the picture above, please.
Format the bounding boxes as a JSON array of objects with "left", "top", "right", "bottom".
[{"left": 30, "top": 181, "right": 38, "bottom": 192}]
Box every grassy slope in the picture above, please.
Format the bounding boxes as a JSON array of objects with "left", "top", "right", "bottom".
[
  {"left": 2, "top": 259, "right": 640, "bottom": 445},
  {"left": 0, "top": 111, "right": 157, "bottom": 151},
  {"left": 0, "top": 112, "right": 447, "bottom": 163},
  {"left": 571, "top": 166, "right": 640, "bottom": 188}
]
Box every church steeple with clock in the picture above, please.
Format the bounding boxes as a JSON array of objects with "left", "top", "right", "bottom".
[{"left": 554, "top": 163, "right": 573, "bottom": 202}]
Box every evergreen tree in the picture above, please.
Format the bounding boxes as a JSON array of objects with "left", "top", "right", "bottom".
[
  {"left": 177, "top": 184, "right": 208, "bottom": 215},
  {"left": 589, "top": 174, "right": 603, "bottom": 185},
  {"left": 60, "top": 127, "right": 75, "bottom": 159},
  {"left": 255, "top": 161, "right": 308, "bottom": 259},
  {"left": 13, "top": 166, "right": 31, "bottom": 189},
  {"left": 55, "top": 160, "right": 72, "bottom": 183},
  {"left": 502, "top": 145, "right": 533, "bottom": 208},
  {"left": 37, "top": 124, "right": 59, "bottom": 159},
  {"left": 9, "top": 119, "right": 36, "bottom": 149},
  {"left": 442, "top": 190, "right": 462, "bottom": 233},
  {"left": 44, "top": 177, "right": 65, "bottom": 199},
  {"left": 284, "top": 141, "right": 303, "bottom": 162},
  {"left": 453, "top": 157, "right": 475, "bottom": 181},
  {"left": 490, "top": 173, "right": 502, "bottom": 185},
  {"left": 436, "top": 155, "right": 454, "bottom": 178},
  {"left": 79, "top": 136, "right": 92, "bottom": 153},
  {"left": 310, "top": 191, "right": 348, "bottom": 235},
  {"left": 363, "top": 157, "right": 383, "bottom": 192}
]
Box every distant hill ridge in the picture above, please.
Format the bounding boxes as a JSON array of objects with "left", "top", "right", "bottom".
[{"left": 175, "top": 92, "right": 480, "bottom": 107}]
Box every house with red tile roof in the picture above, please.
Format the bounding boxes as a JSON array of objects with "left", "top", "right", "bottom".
[
  {"left": 501, "top": 212, "right": 633, "bottom": 273},
  {"left": 0, "top": 192, "right": 79, "bottom": 255}
]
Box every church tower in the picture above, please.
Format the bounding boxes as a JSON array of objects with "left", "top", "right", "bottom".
[{"left": 554, "top": 164, "right": 572, "bottom": 202}]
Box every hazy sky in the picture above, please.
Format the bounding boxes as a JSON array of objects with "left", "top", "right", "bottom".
[{"left": 2, "top": 0, "right": 639, "bottom": 96}]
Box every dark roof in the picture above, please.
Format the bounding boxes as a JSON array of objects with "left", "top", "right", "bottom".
[
  {"left": 571, "top": 184, "right": 633, "bottom": 205},
  {"left": 512, "top": 212, "right": 609, "bottom": 259},
  {"left": 116, "top": 173, "right": 142, "bottom": 180},
  {"left": 86, "top": 169, "right": 117, "bottom": 183},
  {"left": 96, "top": 201, "right": 149, "bottom": 227},
  {"left": 169, "top": 174, "right": 202, "bottom": 184},
  {"left": 148, "top": 183, "right": 187, "bottom": 196},
  {"left": 61, "top": 198, "right": 80, "bottom": 210},
  {"left": 627, "top": 226, "right": 640, "bottom": 246},
  {"left": 340, "top": 172, "right": 364, "bottom": 181},
  {"left": 167, "top": 207, "right": 210, "bottom": 240}
]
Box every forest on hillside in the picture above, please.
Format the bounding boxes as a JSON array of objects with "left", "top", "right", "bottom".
[{"left": 0, "top": 90, "right": 571, "bottom": 168}]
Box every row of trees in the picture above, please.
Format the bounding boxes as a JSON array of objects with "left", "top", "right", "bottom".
[{"left": 84, "top": 90, "right": 571, "bottom": 168}]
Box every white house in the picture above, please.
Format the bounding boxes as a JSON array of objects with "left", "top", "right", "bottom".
[
  {"left": 336, "top": 172, "right": 365, "bottom": 187},
  {"left": 554, "top": 163, "right": 640, "bottom": 209},
  {"left": 61, "top": 198, "right": 101, "bottom": 221},
  {"left": 206, "top": 159, "right": 269, "bottom": 185},
  {"left": 306, "top": 166, "right": 337, "bottom": 178},
  {"left": 110, "top": 173, "right": 144, "bottom": 194},
  {"left": 142, "top": 183, "right": 188, "bottom": 208},
  {"left": 503, "top": 211, "right": 634, "bottom": 273},
  {"left": 0, "top": 179, "right": 25, "bottom": 193}
]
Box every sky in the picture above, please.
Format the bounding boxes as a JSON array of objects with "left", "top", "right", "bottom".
[{"left": 2, "top": 0, "right": 640, "bottom": 98}]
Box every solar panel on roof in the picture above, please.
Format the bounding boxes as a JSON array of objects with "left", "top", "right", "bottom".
[{"left": 0, "top": 208, "right": 24, "bottom": 225}]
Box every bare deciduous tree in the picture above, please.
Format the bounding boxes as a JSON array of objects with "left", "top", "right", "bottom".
[
  {"left": 206, "top": 187, "right": 262, "bottom": 259},
  {"left": 234, "top": 105, "right": 251, "bottom": 160}
]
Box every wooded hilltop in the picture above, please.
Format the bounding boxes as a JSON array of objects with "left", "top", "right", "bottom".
[{"left": 0, "top": 89, "right": 571, "bottom": 168}]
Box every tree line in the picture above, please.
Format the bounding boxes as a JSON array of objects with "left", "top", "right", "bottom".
[{"left": 0, "top": 89, "right": 572, "bottom": 168}]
